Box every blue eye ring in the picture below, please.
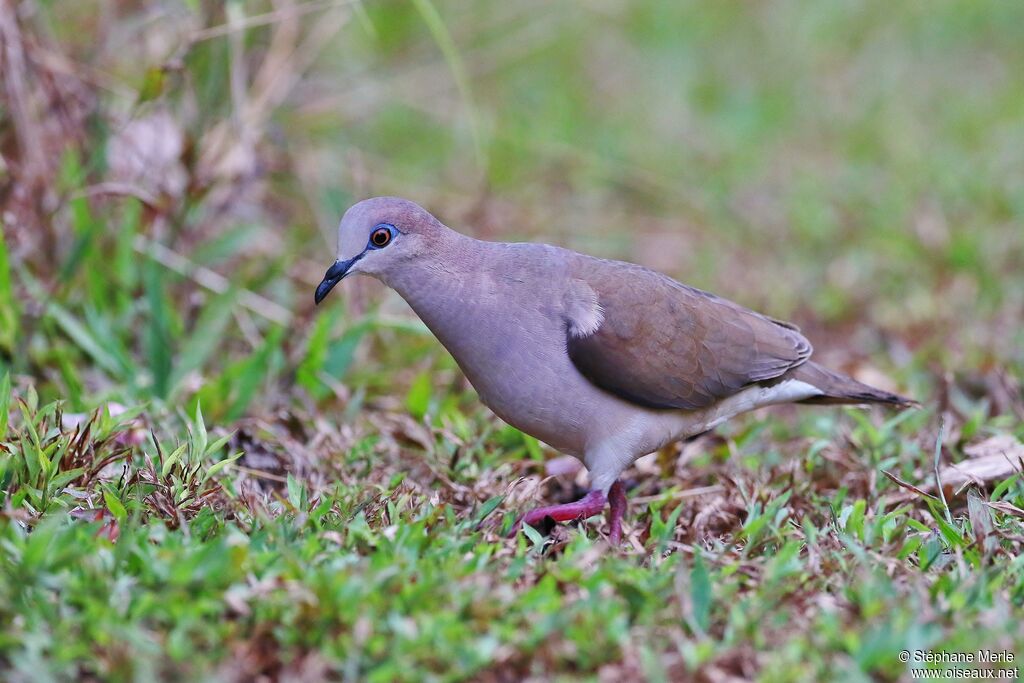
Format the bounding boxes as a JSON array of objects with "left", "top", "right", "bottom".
[{"left": 369, "top": 223, "right": 395, "bottom": 249}]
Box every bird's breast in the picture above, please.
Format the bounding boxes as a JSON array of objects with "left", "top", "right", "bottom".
[{"left": 397, "top": 282, "right": 589, "bottom": 452}]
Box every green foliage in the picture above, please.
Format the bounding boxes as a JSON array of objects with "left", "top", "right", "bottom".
[
  {"left": 1, "top": 0, "right": 1022, "bottom": 679},
  {"left": 0, "top": 231, "right": 19, "bottom": 355},
  {"left": 406, "top": 371, "right": 432, "bottom": 420},
  {"left": 2, "top": 398, "right": 1021, "bottom": 680}
]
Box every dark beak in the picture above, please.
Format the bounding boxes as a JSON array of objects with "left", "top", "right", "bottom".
[{"left": 314, "top": 257, "right": 357, "bottom": 305}]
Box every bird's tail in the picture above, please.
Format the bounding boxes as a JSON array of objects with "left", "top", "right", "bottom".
[{"left": 785, "top": 361, "right": 918, "bottom": 407}]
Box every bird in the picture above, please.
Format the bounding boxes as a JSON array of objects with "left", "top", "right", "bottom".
[{"left": 314, "top": 197, "right": 914, "bottom": 544}]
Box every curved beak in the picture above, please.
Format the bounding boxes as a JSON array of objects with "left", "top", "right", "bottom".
[{"left": 314, "top": 256, "right": 359, "bottom": 305}]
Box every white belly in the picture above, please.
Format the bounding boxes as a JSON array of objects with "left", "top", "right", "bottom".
[{"left": 584, "top": 379, "right": 824, "bottom": 490}]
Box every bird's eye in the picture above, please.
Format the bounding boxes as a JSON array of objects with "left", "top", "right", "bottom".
[{"left": 370, "top": 226, "right": 392, "bottom": 248}]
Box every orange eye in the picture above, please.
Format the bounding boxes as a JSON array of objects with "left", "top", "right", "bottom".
[{"left": 371, "top": 227, "right": 392, "bottom": 247}]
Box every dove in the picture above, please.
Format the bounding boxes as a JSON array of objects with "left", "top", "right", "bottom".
[{"left": 315, "top": 197, "right": 913, "bottom": 543}]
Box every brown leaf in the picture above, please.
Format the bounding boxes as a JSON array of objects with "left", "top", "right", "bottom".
[
  {"left": 882, "top": 469, "right": 938, "bottom": 500},
  {"left": 983, "top": 500, "right": 1024, "bottom": 518},
  {"left": 963, "top": 434, "right": 1024, "bottom": 459},
  {"left": 967, "top": 493, "right": 997, "bottom": 556},
  {"left": 940, "top": 434, "right": 1024, "bottom": 488}
]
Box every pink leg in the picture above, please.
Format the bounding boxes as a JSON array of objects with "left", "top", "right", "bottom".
[
  {"left": 607, "top": 481, "right": 627, "bottom": 545},
  {"left": 511, "top": 489, "right": 607, "bottom": 537}
]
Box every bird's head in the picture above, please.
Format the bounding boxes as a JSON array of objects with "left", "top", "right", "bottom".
[{"left": 314, "top": 196, "right": 442, "bottom": 305}]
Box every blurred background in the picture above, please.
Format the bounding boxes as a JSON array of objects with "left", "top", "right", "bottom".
[
  {"left": 3, "top": 2, "right": 1024, "bottom": 679},
  {"left": 2, "top": 0, "right": 1022, "bottom": 420}
]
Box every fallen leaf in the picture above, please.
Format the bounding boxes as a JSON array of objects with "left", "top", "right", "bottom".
[
  {"left": 983, "top": 500, "right": 1024, "bottom": 518},
  {"left": 882, "top": 470, "right": 938, "bottom": 500},
  {"left": 964, "top": 434, "right": 1023, "bottom": 459},
  {"left": 967, "top": 493, "right": 997, "bottom": 555},
  {"left": 940, "top": 434, "right": 1024, "bottom": 488}
]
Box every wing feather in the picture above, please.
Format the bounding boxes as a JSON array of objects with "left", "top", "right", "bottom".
[{"left": 565, "top": 257, "right": 812, "bottom": 410}]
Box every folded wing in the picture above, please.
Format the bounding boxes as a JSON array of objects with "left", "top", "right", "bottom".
[{"left": 566, "top": 258, "right": 813, "bottom": 410}]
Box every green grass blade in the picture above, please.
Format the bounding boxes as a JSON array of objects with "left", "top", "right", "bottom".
[
  {"left": 0, "top": 371, "right": 9, "bottom": 439},
  {"left": 689, "top": 555, "right": 712, "bottom": 634},
  {"left": 144, "top": 260, "right": 173, "bottom": 398},
  {"left": 0, "top": 228, "right": 19, "bottom": 354},
  {"left": 297, "top": 313, "right": 331, "bottom": 395},
  {"left": 406, "top": 372, "right": 432, "bottom": 420},
  {"left": 223, "top": 326, "right": 284, "bottom": 420},
  {"left": 201, "top": 450, "right": 243, "bottom": 485},
  {"left": 46, "top": 302, "right": 124, "bottom": 378},
  {"left": 410, "top": 0, "right": 485, "bottom": 171},
  {"left": 170, "top": 288, "right": 238, "bottom": 397},
  {"left": 192, "top": 401, "right": 208, "bottom": 462}
]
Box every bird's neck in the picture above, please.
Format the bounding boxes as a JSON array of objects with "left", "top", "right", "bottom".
[{"left": 384, "top": 233, "right": 495, "bottom": 363}]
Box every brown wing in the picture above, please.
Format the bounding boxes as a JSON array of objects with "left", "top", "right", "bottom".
[{"left": 566, "top": 257, "right": 812, "bottom": 410}]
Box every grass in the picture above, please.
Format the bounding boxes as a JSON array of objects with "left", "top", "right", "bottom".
[{"left": 1, "top": 0, "right": 1023, "bottom": 680}]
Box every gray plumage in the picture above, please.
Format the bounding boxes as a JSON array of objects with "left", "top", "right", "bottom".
[{"left": 315, "top": 197, "right": 913, "bottom": 537}]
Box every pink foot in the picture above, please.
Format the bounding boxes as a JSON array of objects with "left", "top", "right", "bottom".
[
  {"left": 511, "top": 489, "right": 607, "bottom": 537},
  {"left": 510, "top": 482, "right": 628, "bottom": 543},
  {"left": 607, "top": 481, "right": 627, "bottom": 545}
]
